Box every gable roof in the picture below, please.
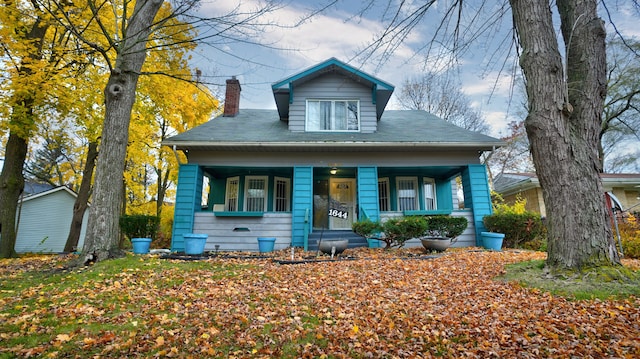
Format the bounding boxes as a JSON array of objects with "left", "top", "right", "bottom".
[
  {"left": 271, "top": 58, "right": 395, "bottom": 120},
  {"left": 163, "top": 109, "right": 503, "bottom": 152},
  {"left": 20, "top": 186, "right": 79, "bottom": 203}
]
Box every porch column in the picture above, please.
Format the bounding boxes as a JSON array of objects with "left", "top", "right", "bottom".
[
  {"left": 171, "top": 164, "right": 204, "bottom": 252},
  {"left": 461, "top": 164, "right": 493, "bottom": 246},
  {"left": 292, "top": 166, "right": 313, "bottom": 248},
  {"left": 357, "top": 166, "right": 380, "bottom": 221}
]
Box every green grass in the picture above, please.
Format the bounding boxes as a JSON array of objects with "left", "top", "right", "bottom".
[{"left": 500, "top": 259, "right": 640, "bottom": 300}]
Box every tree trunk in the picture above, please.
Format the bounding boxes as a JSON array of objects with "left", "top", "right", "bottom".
[
  {"left": 510, "top": 0, "right": 619, "bottom": 272},
  {"left": 81, "top": 0, "right": 164, "bottom": 264},
  {"left": 64, "top": 141, "right": 98, "bottom": 253},
  {"left": 0, "top": 133, "right": 29, "bottom": 258}
]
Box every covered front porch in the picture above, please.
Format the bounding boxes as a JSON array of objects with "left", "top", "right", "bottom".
[{"left": 171, "top": 164, "right": 492, "bottom": 252}]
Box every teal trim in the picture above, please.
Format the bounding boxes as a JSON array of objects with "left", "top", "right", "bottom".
[
  {"left": 303, "top": 208, "right": 310, "bottom": 251},
  {"left": 272, "top": 58, "right": 394, "bottom": 91},
  {"left": 404, "top": 209, "right": 452, "bottom": 216},
  {"left": 372, "top": 84, "right": 377, "bottom": 104},
  {"left": 436, "top": 179, "right": 453, "bottom": 212},
  {"left": 292, "top": 166, "right": 313, "bottom": 247},
  {"left": 289, "top": 83, "right": 293, "bottom": 104},
  {"left": 357, "top": 166, "right": 380, "bottom": 221},
  {"left": 214, "top": 211, "right": 264, "bottom": 217},
  {"left": 461, "top": 164, "right": 493, "bottom": 246},
  {"left": 171, "top": 164, "right": 203, "bottom": 252}
]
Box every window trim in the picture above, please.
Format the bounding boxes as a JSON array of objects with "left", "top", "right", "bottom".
[
  {"left": 243, "top": 175, "right": 268, "bottom": 212},
  {"left": 305, "top": 99, "right": 360, "bottom": 132}
]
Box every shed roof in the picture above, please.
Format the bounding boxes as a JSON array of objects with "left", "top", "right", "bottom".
[{"left": 163, "top": 109, "right": 503, "bottom": 152}]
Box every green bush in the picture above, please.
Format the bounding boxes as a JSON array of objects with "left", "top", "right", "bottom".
[
  {"left": 351, "top": 219, "right": 383, "bottom": 238},
  {"left": 381, "top": 216, "right": 428, "bottom": 249},
  {"left": 617, "top": 214, "right": 640, "bottom": 259},
  {"left": 424, "top": 215, "right": 468, "bottom": 239},
  {"left": 119, "top": 214, "right": 160, "bottom": 240},
  {"left": 483, "top": 212, "right": 546, "bottom": 249}
]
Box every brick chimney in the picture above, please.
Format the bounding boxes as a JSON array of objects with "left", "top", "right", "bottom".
[{"left": 223, "top": 76, "right": 241, "bottom": 117}]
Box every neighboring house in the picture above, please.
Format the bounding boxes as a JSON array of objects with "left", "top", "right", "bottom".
[
  {"left": 13, "top": 186, "right": 88, "bottom": 253},
  {"left": 163, "top": 58, "right": 503, "bottom": 252},
  {"left": 493, "top": 172, "right": 640, "bottom": 216}
]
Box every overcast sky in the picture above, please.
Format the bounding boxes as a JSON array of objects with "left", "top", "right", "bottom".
[{"left": 189, "top": 1, "right": 639, "bottom": 138}]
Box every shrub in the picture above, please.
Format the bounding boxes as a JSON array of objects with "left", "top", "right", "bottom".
[
  {"left": 351, "top": 219, "right": 383, "bottom": 238},
  {"left": 483, "top": 202, "right": 546, "bottom": 249},
  {"left": 423, "top": 215, "right": 468, "bottom": 239},
  {"left": 119, "top": 215, "right": 160, "bottom": 240},
  {"left": 381, "top": 216, "right": 428, "bottom": 249},
  {"left": 617, "top": 214, "right": 640, "bottom": 259}
]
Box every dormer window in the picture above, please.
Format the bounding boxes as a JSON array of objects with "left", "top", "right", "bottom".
[{"left": 306, "top": 99, "right": 360, "bottom": 131}]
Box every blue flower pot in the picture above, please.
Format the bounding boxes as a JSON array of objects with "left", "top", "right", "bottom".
[
  {"left": 366, "top": 238, "right": 381, "bottom": 248},
  {"left": 131, "top": 238, "right": 152, "bottom": 254},
  {"left": 257, "top": 237, "right": 276, "bottom": 253},
  {"left": 481, "top": 232, "right": 505, "bottom": 251},
  {"left": 184, "top": 233, "right": 208, "bottom": 255}
]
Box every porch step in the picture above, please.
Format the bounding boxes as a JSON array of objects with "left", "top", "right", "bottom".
[{"left": 306, "top": 230, "right": 368, "bottom": 251}]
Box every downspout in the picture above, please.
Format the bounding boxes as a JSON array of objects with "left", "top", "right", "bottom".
[{"left": 172, "top": 145, "right": 184, "bottom": 165}]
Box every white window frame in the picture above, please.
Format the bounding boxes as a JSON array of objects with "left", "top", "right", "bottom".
[
  {"left": 225, "top": 176, "right": 240, "bottom": 211},
  {"left": 396, "top": 177, "right": 419, "bottom": 211},
  {"left": 378, "top": 177, "right": 390, "bottom": 212},
  {"left": 244, "top": 176, "right": 268, "bottom": 212},
  {"left": 273, "top": 177, "right": 291, "bottom": 212},
  {"left": 305, "top": 99, "right": 360, "bottom": 132},
  {"left": 423, "top": 177, "right": 437, "bottom": 210}
]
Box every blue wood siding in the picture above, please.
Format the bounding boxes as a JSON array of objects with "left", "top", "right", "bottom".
[
  {"left": 172, "top": 164, "right": 203, "bottom": 251},
  {"left": 357, "top": 166, "right": 380, "bottom": 221},
  {"left": 461, "top": 164, "right": 492, "bottom": 245},
  {"left": 291, "top": 166, "right": 313, "bottom": 247},
  {"left": 436, "top": 179, "right": 453, "bottom": 212}
]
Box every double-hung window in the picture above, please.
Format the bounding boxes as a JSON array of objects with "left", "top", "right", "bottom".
[
  {"left": 273, "top": 177, "right": 291, "bottom": 212},
  {"left": 423, "top": 177, "right": 437, "bottom": 210},
  {"left": 378, "top": 178, "right": 390, "bottom": 211},
  {"left": 397, "top": 177, "right": 418, "bottom": 211},
  {"left": 244, "top": 176, "right": 268, "bottom": 211},
  {"left": 225, "top": 177, "right": 240, "bottom": 211},
  {"left": 306, "top": 99, "right": 359, "bottom": 131}
]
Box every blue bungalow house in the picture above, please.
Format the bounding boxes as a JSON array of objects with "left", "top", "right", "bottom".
[{"left": 163, "top": 58, "right": 503, "bottom": 252}]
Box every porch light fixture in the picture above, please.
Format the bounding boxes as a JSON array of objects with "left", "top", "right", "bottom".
[{"left": 330, "top": 167, "right": 338, "bottom": 175}]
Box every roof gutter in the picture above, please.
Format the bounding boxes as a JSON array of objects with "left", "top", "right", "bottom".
[{"left": 162, "top": 141, "right": 505, "bottom": 151}]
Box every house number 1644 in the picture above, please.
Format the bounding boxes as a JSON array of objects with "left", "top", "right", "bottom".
[{"left": 328, "top": 209, "right": 348, "bottom": 219}]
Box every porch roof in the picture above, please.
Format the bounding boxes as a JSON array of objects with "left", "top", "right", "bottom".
[{"left": 163, "top": 109, "right": 504, "bottom": 152}]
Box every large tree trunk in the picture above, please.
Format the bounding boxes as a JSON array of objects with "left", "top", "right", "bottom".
[
  {"left": 81, "top": 0, "right": 164, "bottom": 264},
  {"left": 64, "top": 141, "right": 98, "bottom": 252},
  {"left": 0, "top": 133, "right": 29, "bottom": 258},
  {"left": 510, "top": 0, "right": 619, "bottom": 272}
]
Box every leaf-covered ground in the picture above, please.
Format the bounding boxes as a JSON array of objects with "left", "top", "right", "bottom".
[{"left": 1, "top": 249, "right": 639, "bottom": 358}]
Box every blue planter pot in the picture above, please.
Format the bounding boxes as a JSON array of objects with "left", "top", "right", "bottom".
[
  {"left": 257, "top": 237, "right": 276, "bottom": 253},
  {"left": 184, "top": 233, "right": 208, "bottom": 255},
  {"left": 481, "top": 232, "right": 505, "bottom": 251},
  {"left": 131, "top": 238, "right": 152, "bottom": 254},
  {"left": 366, "top": 238, "right": 381, "bottom": 248}
]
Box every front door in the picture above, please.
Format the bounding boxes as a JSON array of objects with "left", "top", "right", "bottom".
[{"left": 328, "top": 178, "right": 356, "bottom": 230}]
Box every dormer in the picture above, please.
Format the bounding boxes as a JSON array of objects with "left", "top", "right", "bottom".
[{"left": 271, "top": 58, "right": 395, "bottom": 133}]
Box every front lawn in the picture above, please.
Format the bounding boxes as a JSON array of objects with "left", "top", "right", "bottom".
[{"left": 1, "top": 250, "right": 638, "bottom": 358}]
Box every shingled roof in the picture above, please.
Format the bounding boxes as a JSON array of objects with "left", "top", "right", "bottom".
[{"left": 163, "top": 109, "right": 503, "bottom": 152}]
